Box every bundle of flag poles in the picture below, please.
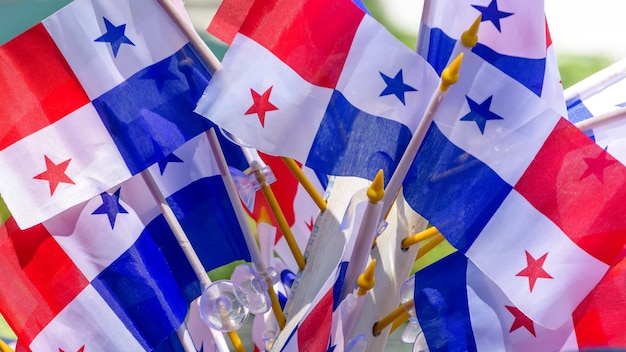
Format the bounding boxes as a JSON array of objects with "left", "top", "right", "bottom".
[{"left": 2, "top": 0, "right": 626, "bottom": 351}]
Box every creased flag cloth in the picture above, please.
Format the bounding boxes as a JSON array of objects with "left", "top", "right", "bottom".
[
  {"left": 0, "top": 0, "right": 215, "bottom": 229},
  {"left": 403, "top": 47, "right": 626, "bottom": 329},
  {"left": 195, "top": 0, "right": 439, "bottom": 182},
  {"left": 0, "top": 133, "right": 250, "bottom": 351},
  {"left": 417, "top": 0, "right": 565, "bottom": 115}
]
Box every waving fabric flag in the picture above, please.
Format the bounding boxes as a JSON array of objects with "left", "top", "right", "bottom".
[
  {"left": 0, "top": 133, "right": 250, "bottom": 351},
  {"left": 0, "top": 0, "right": 215, "bottom": 229},
  {"left": 414, "top": 250, "right": 626, "bottom": 351},
  {"left": 195, "top": 0, "right": 440, "bottom": 182},
  {"left": 417, "top": 0, "right": 565, "bottom": 115},
  {"left": 402, "top": 46, "right": 626, "bottom": 330},
  {"left": 564, "top": 58, "right": 626, "bottom": 163}
]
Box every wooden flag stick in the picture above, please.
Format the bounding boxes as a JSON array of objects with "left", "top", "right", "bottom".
[
  {"left": 157, "top": 0, "right": 307, "bottom": 272},
  {"left": 574, "top": 106, "right": 626, "bottom": 132},
  {"left": 142, "top": 170, "right": 211, "bottom": 290},
  {"left": 207, "top": 129, "right": 287, "bottom": 330},
  {"left": 381, "top": 53, "right": 464, "bottom": 218},
  {"left": 338, "top": 170, "right": 385, "bottom": 302},
  {"left": 281, "top": 156, "right": 327, "bottom": 212},
  {"left": 564, "top": 56, "right": 626, "bottom": 103},
  {"left": 401, "top": 226, "right": 440, "bottom": 250},
  {"left": 157, "top": 0, "right": 293, "bottom": 332},
  {"left": 156, "top": 0, "right": 221, "bottom": 72},
  {"left": 142, "top": 170, "right": 227, "bottom": 352}
]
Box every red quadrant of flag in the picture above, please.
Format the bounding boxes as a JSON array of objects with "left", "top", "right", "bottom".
[
  {"left": 514, "top": 118, "right": 626, "bottom": 264},
  {"left": 0, "top": 218, "right": 89, "bottom": 346},
  {"left": 238, "top": 0, "right": 364, "bottom": 88},
  {"left": 0, "top": 23, "right": 90, "bottom": 151}
]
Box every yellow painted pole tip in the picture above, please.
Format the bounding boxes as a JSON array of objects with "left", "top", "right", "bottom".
[
  {"left": 461, "top": 14, "right": 481, "bottom": 48},
  {"left": 357, "top": 259, "right": 376, "bottom": 295},
  {"left": 367, "top": 170, "right": 385, "bottom": 203},
  {"left": 257, "top": 205, "right": 272, "bottom": 225},
  {"left": 440, "top": 53, "right": 463, "bottom": 91}
]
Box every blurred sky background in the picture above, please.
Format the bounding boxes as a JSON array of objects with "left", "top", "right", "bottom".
[{"left": 375, "top": 0, "right": 626, "bottom": 60}]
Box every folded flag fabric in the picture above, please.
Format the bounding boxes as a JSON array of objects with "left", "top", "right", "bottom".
[
  {"left": 0, "top": 0, "right": 215, "bottom": 229},
  {"left": 276, "top": 183, "right": 372, "bottom": 351},
  {"left": 195, "top": 0, "right": 440, "bottom": 182},
  {"left": 403, "top": 47, "right": 626, "bottom": 330},
  {"left": 417, "top": 0, "right": 565, "bottom": 115},
  {"left": 0, "top": 132, "right": 251, "bottom": 351}
]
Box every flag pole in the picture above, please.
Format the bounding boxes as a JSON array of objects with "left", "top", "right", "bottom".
[
  {"left": 563, "top": 57, "right": 626, "bottom": 103},
  {"left": 380, "top": 53, "right": 463, "bottom": 218},
  {"left": 381, "top": 15, "right": 477, "bottom": 217},
  {"left": 157, "top": 0, "right": 307, "bottom": 272},
  {"left": 573, "top": 106, "right": 626, "bottom": 132},
  {"left": 141, "top": 170, "right": 235, "bottom": 352},
  {"left": 207, "top": 128, "right": 287, "bottom": 330}
]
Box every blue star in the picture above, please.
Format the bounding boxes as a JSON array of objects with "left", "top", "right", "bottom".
[
  {"left": 580, "top": 148, "right": 618, "bottom": 182},
  {"left": 460, "top": 95, "right": 503, "bottom": 134},
  {"left": 472, "top": 0, "right": 513, "bottom": 32},
  {"left": 158, "top": 153, "right": 184, "bottom": 175},
  {"left": 92, "top": 188, "right": 129, "bottom": 229},
  {"left": 379, "top": 69, "right": 417, "bottom": 105},
  {"left": 617, "top": 101, "right": 626, "bottom": 108},
  {"left": 140, "top": 57, "right": 179, "bottom": 92},
  {"left": 94, "top": 17, "right": 135, "bottom": 57}
]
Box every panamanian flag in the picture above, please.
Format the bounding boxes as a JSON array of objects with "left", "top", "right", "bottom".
[
  {"left": 417, "top": 0, "right": 565, "bottom": 116},
  {"left": 414, "top": 249, "right": 626, "bottom": 351},
  {"left": 564, "top": 58, "right": 626, "bottom": 165},
  {"left": 0, "top": 0, "right": 216, "bottom": 229},
  {"left": 195, "top": 0, "right": 440, "bottom": 183},
  {"left": 402, "top": 44, "right": 626, "bottom": 330},
  {"left": 0, "top": 133, "right": 251, "bottom": 351}
]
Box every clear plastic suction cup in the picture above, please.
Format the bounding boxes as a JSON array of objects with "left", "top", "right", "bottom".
[
  {"left": 400, "top": 275, "right": 417, "bottom": 318},
  {"left": 199, "top": 280, "right": 250, "bottom": 331},
  {"left": 231, "top": 264, "right": 271, "bottom": 314}
]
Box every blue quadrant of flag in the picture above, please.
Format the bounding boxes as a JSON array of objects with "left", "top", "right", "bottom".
[
  {"left": 402, "top": 123, "right": 512, "bottom": 252},
  {"left": 306, "top": 90, "right": 413, "bottom": 183},
  {"left": 93, "top": 43, "right": 215, "bottom": 175}
]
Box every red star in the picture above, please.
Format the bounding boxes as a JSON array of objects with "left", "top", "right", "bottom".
[
  {"left": 245, "top": 87, "right": 279, "bottom": 127},
  {"left": 59, "top": 346, "right": 85, "bottom": 352},
  {"left": 505, "top": 305, "right": 536, "bottom": 336},
  {"left": 305, "top": 216, "right": 315, "bottom": 232},
  {"left": 516, "top": 250, "right": 553, "bottom": 292},
  {"left": 580, "top": 149, "right": 617, "bottom": 182},
  {"left": 33, "top": 155, "right": 75, "bottom": 195}
]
